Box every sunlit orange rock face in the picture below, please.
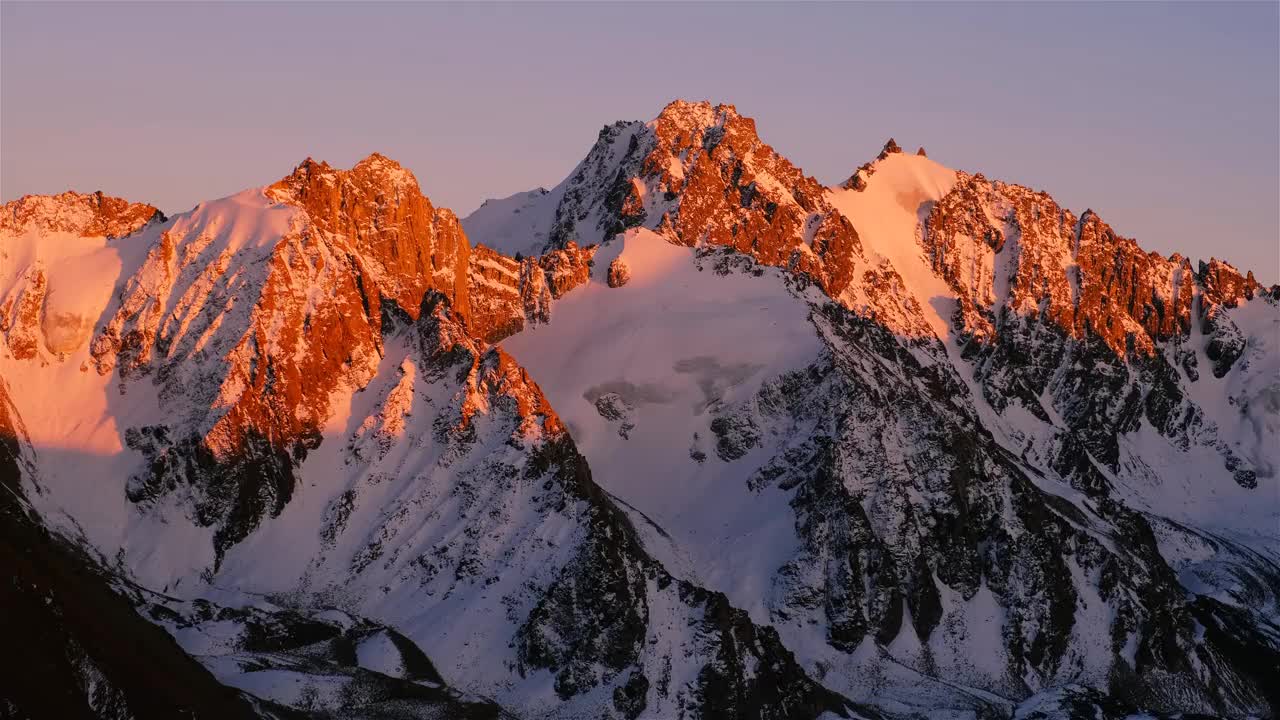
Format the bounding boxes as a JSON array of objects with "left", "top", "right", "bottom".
[
  {"left": 915, "top": 169, "right": 1275, "bottom": 489},
  {"left": 538, "top": 241, "right": 594, "bottom": 299},
  {"left": 537, "top": 101, "right": 864, "bottom": 298},
  {"left": 0, "top": 269, "right": 46, "bottom": 361},
  {"left": 266, "top": 153, "right": 472, "bottom": 326},
  {"left": 96, "top": 155, "right": 474, "bottom": 455},
  {"left": 1199, "top": 256, "right": 1264, "bottom": 308},
  {"left": 451, "top": 328, "right": 568, "bottom": 440},
  {"left": 0, "top": 190, "right": 164, "bottom": 239},
  {"left": 922, "top": 171, "right": 1205, "bottom": 357},
  {"left": 642, "top": 101, "right": 863, "bottom": 298},
  {"left": 468, "top": 244, "right": 530, "bottom": 342},
  {"left": 920, "top": 171, "right": 1278, "bottom": 366},
  {"left": 468, "top": 241, "right": 594, "bottom": 343}
]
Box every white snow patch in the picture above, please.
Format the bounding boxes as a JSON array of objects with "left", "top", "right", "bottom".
[
  {"left": 460, "top": 188, "right": 560, "bottom": 257},
  {"left": 826, "top": 153, "right": 960, "bottom": 339}
]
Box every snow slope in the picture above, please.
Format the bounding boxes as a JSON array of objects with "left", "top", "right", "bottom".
[
  {"left": 826, "top": 152, "right": 959, "bottom": 339},
  {"left": 462, "top": 188, "right": 558, "bottom": 257},
  {"left": 501, "top": 228, "right": 825, "bottom": 616}
]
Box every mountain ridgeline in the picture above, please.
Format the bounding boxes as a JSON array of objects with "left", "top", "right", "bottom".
[{"left": 1, "top": 100, "right": 1277, "bottom": 720}]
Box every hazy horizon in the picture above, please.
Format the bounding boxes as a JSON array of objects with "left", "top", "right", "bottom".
[{"left": 3, "top": 1, "right": 1276, "bottom": 278}]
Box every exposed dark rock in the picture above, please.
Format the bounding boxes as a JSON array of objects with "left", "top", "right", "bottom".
[
  {"left": 607, "top": 257, "right": 632, "bottom": 288},
  {"left": 877, "top": 138, "right": 902, "bottom": 160}
]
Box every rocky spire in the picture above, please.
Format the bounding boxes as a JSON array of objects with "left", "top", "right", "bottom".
[
  {"left": 840, "top": 139, "right": 914, "bottom": 192},
  {"left": 877, "top": 137, "right": 903, "bottom": 160}
]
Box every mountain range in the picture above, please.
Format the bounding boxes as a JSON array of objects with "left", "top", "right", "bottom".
[{"left": 2, "top": 99, "right": 1277, "bottom": 720}]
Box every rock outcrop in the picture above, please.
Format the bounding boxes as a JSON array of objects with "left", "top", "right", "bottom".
[
  {"left": 876, "top": 138, "right": 902, "bottom": 160},
  {"left": 607, "top": 257, "right": 631, "bottom": 287},
  {"left": 0, "top": 267, "right": 46, "bottom": 360},
  {"left": 468, "top": 241, "right": 595, "bottom": 342}
]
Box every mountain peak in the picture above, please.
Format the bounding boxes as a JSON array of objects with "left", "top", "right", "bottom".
[
  {"left": 654, "top": 99, "right": 741, "bottom": 130},
  {"left": 291, "top": 156, "right": 331, "bottom": 174},
  {"left": 352, "top": 151, "right": 406, "bottom": 173},
  {"left": 351, "top": 151, "right": 420, "bottom": 192},
  {"left": 0, "top": 189, "right": 164, "bottom": 239},
  {"left": 268, "top": 152, "right": 422, "bottom": 209},
  {"left": 356, "top": 150, "right": 396, "bottom": 164},
  {"left": 877, "top": 138, "right": 903, "bottom": 160},
  {"left": 1199, "top": 256, "right": 1267, "bottom": 306},
  {"left": 840, "top": 138, "right": 913, "bottom": 191}
]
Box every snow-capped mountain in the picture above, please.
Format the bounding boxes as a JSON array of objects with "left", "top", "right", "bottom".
[{"left": 2, "top": 100, "right": 1276, "bottom": 720}]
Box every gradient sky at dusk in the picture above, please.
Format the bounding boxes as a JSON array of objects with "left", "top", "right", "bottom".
[{"left": 3, "top": 2, "right": 1277, "bottom": 278}]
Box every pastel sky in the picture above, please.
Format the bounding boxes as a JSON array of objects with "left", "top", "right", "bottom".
[{"left": 3, "top": 1, "right": 1277, "bottom": 278}]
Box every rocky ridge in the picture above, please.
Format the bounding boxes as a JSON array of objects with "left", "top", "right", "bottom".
[
  {"left": 466, "top": 100, "right": 867, "bottom": 301},
  {"left": 1, "top": 190, "right": 165, "bottom": 239},
  {"left": 918, "top": 171, "right": 1277, "bottom": 496}
]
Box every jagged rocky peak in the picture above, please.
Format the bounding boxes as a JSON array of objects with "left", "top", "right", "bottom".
[
  {"left": 0, "top": 189, "right": 165, "bottom": 239},
  {"left": 923, "top": 170, "right": 1278, "bottom": 361},
  {"left": 271, "top": 151, "right": 422, "bottom": 197},
  {"left": 1199, "top": 256, "right": 1269, "bottom": 306},
  {"left": 266, "top": 151, "right": 592, "bottom": 343},
  {"left": 458, "top": 97, "right": 866, "bottom": 295},
  {"left": 929, "top": 176, "right": 1160, "bottom": 355},
  {"left": 267, "top": 151, "right": 434, "bottom": 229},
  {"left": 265, "top": 151, "right": 469, "bottom": 323},
  {"left": 655, "top": 100, "right": 866, "bottom": 295},
  {"left": 840, "top": 137, "right": 913, "bottom": 191},
  {"left": 653, "top": 97, "right": 738, "bottom": 129},
  {"left": 876, "top": 137, "right": 902, "bottom": 159},
  {"left": 535, "top": 97, "right": 866, "bottom": 297}
]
